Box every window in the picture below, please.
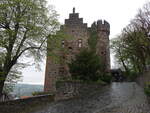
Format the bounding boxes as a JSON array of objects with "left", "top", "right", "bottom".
[
  {"left": 62, "top": 40, "right": 65, "bottom": 47},
  {"left": 101, "top": 51, "right": 106, "bottom": 55},
  {"left": 78, "top": 39, "right": 82, "bottom": 48},
  {"left": 68, "top": 47, "right": 73, "bottom": 51},
  {"left": 148, "top": 32, "right": 150, "bottom": 38}
]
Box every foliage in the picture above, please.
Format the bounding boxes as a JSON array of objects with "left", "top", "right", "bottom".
[
  {"left": 88, "top": 22, "right": 98, "bottom": 52},
  {"left": 111, "top": 2, "right": 150, "bottom": 75},
  {"left": 0, "top": 0, "right": 59, "bottom": 94},
  {"left": 99, "top": 73, "right": 112, "bottom": 83},
  {"left": 126, "top": 71, "right": 138, "bottom": 81},
  {"left": 68, "top": 49, "right": 105, "bottom": 82},
  {"left": 96, "top": 79, "right": 107, "bottom": 85},
  {"left": 144, "top": 82, "right": 150, "bottom": 96},
  {"left": 47, "top": 27, "right": 72, "bottom": 64}
]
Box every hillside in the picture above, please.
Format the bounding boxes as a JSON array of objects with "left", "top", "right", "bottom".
[{"left": 12, "top": 84, "right": 44, "bottom": 97}]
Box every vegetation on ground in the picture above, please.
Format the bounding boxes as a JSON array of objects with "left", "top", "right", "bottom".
[
  {"left": 68, "top": 49, "right": 110, "bottom": 82},
  {"left": 144, "top": 82, "right": 150, "bottom": 97},
  {"left": 32, "top": 91, "right": 52, "bottom": 96}
]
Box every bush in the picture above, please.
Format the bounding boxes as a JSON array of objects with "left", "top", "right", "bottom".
[
  {"left": 126, "top": 71, "right": 138, "bottom": 81},
  {"left": 99, "top": 73, "right": 112, "bottom": 83},
  {"left": 68, "top": 49, "right": 105, "bottom": 82},
  {"left": 96, "top": 79, "right": 107, "bottom": 85},
  {"left": 144, "top": 83, "right": 150, "bottom": 96}
]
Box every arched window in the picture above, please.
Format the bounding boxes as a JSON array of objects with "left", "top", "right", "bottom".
[{"left": 78, "top": 39, "right": 82, "bottom": 48}]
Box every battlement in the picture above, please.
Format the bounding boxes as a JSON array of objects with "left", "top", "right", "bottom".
[{"left": 97, "top": 20, "right": 110, "bottom": 35}]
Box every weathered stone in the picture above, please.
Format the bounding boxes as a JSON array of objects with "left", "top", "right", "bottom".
[
  {"left": 55, "top": 81, "right": 104, "bottom": 100},
  {"left": 44, "top": 8, "right": 110, "bottom": 92}
]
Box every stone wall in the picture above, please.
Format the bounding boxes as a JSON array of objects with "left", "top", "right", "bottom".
[
  {"left": 55, "top": 81, "right": 103, "bottom": 100},
  {"left": 0, "top": 94, "right": 54, "bottom": 113},
  {"left": 44, "top": 8, "right": 110, "bottom": 92}
]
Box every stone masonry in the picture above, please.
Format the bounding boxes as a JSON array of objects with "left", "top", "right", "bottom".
[{"left": 44, "top": 8, "right": 110, "bottom": 92}]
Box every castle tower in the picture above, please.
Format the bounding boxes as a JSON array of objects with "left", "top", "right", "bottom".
[
  {"left": 44, "top": 8, "right": 89, "bottom": 92},
  {"left": 44, "top": 8, "right": 111, "bottom": 93},
  {"left": 96, "top": 20, "right": 110, "bottom": 71}
]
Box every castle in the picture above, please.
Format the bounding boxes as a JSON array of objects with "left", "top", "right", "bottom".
[{"left": 44, "top": 8, "right": 110, "bottom": 92}]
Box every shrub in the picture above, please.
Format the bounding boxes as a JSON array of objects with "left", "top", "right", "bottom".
[
  {"left": 68, "top": 49, "right": 105, "bottom": 82},
  {"left": 144, "top": 83, "right": 150, "bottom": 96},
  {"left": 32, "top": 91, "right": 51, "bottom": 96},
  {"left": 126, "top": 71, "right": 138, "bottom": 81},
  {"left": 100, "top": 73, "right": 112, "bottom": 83}
]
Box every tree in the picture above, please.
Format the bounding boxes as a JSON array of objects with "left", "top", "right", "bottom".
[
  {"left": 0, "top": 0, "right": 59, "bottom": 96},
  {"left": 68, "top": 49, "right": 104, "bottom": 81},
  {"left": 111, "top": 2, "right": 150, "bottom": 75},
  {"left": 111, "top": 36, "right": 130, "bottom": 73}
]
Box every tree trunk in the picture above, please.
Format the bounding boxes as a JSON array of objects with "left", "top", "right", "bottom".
[
  {"left": 0, "top": 70, "right": 9, "bottom": 99},
  {"left": 120, "top": 58, "right": 129, "bottom": 74},
  {"left": 0, "top": 80, "right": 5, "bottom": 98}
]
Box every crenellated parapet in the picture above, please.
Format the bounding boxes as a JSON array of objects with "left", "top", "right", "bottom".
[{"left": 97, "top": 20, "right": 110, "bottom": 35}]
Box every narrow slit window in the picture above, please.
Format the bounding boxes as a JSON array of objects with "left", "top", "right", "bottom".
[
  {"left": 62, "top": 40, "right": 65, "bottom": 47},
  {"left": 78, "top": 39, "right": 82, "bottom": 48}
]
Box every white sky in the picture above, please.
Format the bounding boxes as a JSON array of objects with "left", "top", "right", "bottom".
[{"left": 20, "top": 0, "right": 149, "bottom": 85}]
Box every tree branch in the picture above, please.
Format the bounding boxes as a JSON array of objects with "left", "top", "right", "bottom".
[{"left": 15, "top": 29, "right": 28, "bottom": 57}]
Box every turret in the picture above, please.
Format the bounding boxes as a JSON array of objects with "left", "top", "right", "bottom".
[
  {"left": 97, "top": 20, "right": 110, "bottom": 35},
  {"left": 94, "top": 20, "right": 110, "bottom": 71}
]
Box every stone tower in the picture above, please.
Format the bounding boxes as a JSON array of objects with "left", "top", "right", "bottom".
[
  {"left": 44, "top": 8, "right": 89, "bottom": 92},
  {"left": 96, "top": 20, "right": 110, "bottom": 71},
  {"left": 44, "top": 8, "right": 110, "bottom": 92}
]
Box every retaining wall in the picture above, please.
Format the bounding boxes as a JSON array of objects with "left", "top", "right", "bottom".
[
  {"left": 0, "top": 94, "right": 54, "bottom": 113},
  {"left": 55, "top": 81, "right": 103, "bottom": 100}
]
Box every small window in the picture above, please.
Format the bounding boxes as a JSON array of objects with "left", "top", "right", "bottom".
[
  {"left": 62, "top": 56, "right": 65, "bottom": 59},
  {"left": 78, "top": 39, "right": 82, "bottom": 48},
  {"left": 68, "top": 47, "right": 73, "bottom": 50},
  {"left": 148, "top": 32, "right": 150, "bottom": 38},
  {"left": 101, "top": 51, "right": 106, "bottom": 55},
  {"left": 62, "top": 41, "right": 65, "bottom": 47}
]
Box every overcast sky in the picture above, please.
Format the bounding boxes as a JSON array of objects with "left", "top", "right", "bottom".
[{"left": 20, "top": 0, "right": 149, "bottom": 85}]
